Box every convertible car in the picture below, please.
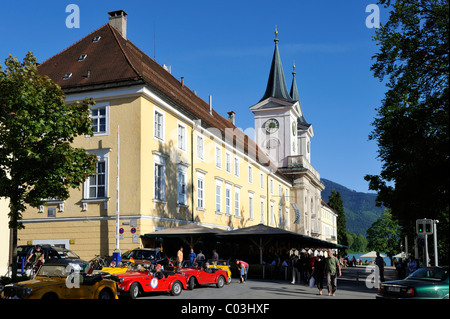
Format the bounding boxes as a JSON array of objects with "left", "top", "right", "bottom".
[
  {"left": 206, "top": 259, "right": 232, "bottom": 284},
  {"left": 0, "top": 260, "right": 118, "bottom": 299},
  {"left": 115, "top": 267, "right": 187, "bottom": 298},
  {"left": 177, "top": 266, "right": 228, "bottom": 290}
]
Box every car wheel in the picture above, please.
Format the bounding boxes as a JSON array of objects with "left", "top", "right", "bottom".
[
  {"left": 98, "top": 288, "right": 113, "bottom": 299},
  {"left": 188, "top": 277, "right": 196, "bottom": 290},
  {"left": 129, "top": 282, "right": 140, "bottom": 299},
  {"left": 227, "top": 276, "right": 232, "bottom": 284},
  {"left": 41, "top": 292, "right": 58, "bottom": 299},
  {"left": 216, "top": 275, "right": 225, "bottom": 288},
  {"left": 171, "top": 280, "right": 182, "bottom": 296}
]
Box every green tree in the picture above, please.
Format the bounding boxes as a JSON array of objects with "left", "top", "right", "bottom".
[
  {"left": 364, "top": 0, "right": 449, "bottom": 265},
  {"left": 0, "top": 52, "right": 97, "bottom": 279},
  {"left": 327, "top": 190, "right": 348, "bottom": 255},
  {"left": 367, "top": 210, "right": 401, "bottom": 262}
]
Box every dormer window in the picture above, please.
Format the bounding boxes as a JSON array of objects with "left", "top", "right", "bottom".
[
  {"left": 63, "top": 73, "right": 72, "bottom": 80},
  {"left": 78, "top": 54, "right": 87, "bottom": 61},
  {"left": 92, "top": 36, "right": 101, "bottom": 43}
]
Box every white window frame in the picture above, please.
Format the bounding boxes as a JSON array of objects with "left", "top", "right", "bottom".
[
  {"left": 84, "top": 150, "right": 109, "bottom": 199},
  {"left": 260, "top": 172, "right": 264, "bottom": 189},
  {"left": 215, "top": 179, "right": 222, "bottom": 213},
  {"left": 248, "top": 165, "right": 253, "bottom": 184},
  {"left": 154, "top": 108, "right": 165, "bottom": 141},
  {"left": 177, "top": 122, "right": 187, "bottom": 151},
  {"left": 248, "top": 192, "right": 254, "bottom": 220},
  {"left": 260, "top": 197, "right": 265, "bottom": 223},
  {"left": 90, "top": 102, "right": 109, "bottom": 136},
  {"left": 196, "top": 171, "right": 205, "bottom": 210},
  {"left": 234, "top": 157, "right": 239, "bottom": 177},
  {"left": 234, "top": 186, "right": 241, "bottom": 218},
  {"left": 270, "top": 201, "right": 275, "bottom": 226},
  {"left": 270, "top": 178, "right": 273, "bottom": 194},
  {"left": 286, "top": 207, "right": 290, "bottom": 230},
  {"left": 197, "top": 134, "right": 204, "bottom": 160},
  {"left": 153, "top": 152, "right": 167, "bottom": 201},
  {"left": 225, "top": 183, "right": 232, "bottom": 216},
  {"left": 215, "top": 146, "right": 222, "bottom": 169},
  {"left": 177, "top": 163, "right": 188, "bottom": 205},
  {"left": 225, "top": 151, "right": 231, "bottom": 173}
]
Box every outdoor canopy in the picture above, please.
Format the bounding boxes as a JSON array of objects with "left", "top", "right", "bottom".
[{"left": 141, "top": 223, "right": 346, "bottom": 264}]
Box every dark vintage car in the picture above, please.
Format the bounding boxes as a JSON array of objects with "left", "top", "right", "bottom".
[
  {"left": 1, "top": 260, "right": 118, "bottom": 299},
  {"left": 176, "top": 266, "right": 228, "bottom": 290},
  {"left": 121, "top": 248, "right": 170, "bottom": 266},
  {"left": 115, "top": 266, "right": 187, "bottom": 298},
  {"left": 376, "top": 266, "right": 449, "bottom": 299}
]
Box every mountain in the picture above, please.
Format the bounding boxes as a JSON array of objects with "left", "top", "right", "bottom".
[{"left": 320, "top": 178, "right": 385, "bottom": 236}]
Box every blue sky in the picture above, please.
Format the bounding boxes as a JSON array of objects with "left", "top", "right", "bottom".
[{"left": 1, "top": 0, "right": 389, "bottom": 193}]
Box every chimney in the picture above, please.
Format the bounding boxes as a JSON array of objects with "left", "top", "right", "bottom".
[
  {"left": 108, "top": 10, "right": 127, "bottom": 39},
  {"left": 227, "top": 111, "right": 236, "bottom": 125}
]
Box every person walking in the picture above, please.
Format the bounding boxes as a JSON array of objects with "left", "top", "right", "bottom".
[
  {"left": 236, "top": 259, "right": 249, "bottom": 283},
  {"left": 375, "top": 252, "right": 385, "bottom": 282},
  {"left": 324, "top": 250, "right": 341, "bottom": 296},
  {"left": 291, "top": 255, "right": 299, "bottom": 284},
  {"left": 312, "top": 255, "right": 325, "bottom": 295}
]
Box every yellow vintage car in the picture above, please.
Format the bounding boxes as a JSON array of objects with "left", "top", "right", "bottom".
[
  {"left": 0, "top": 261, "right": 118, "bottom": 299},
  {"left": 207, "top": 260, "right": 232, "bottom": 283}
]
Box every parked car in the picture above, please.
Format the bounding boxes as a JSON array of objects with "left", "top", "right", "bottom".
[
  {"left": 177, "top": 265, "right": 228, "bottom": 290},
  {"left": 51, "top": 246, "right": 81, "bottom": 259},
  {"left": 115, "top": 266, "right": 187, "bottom": 298},
  {"left": 206, "top": 259, "right": 232, "bottom": 284},
  {"left": 15, "top": 245, "right": 62, "bottom": 276},
  {"left": 121, "top": 248, "right": 170, "bottom": 266},
  {"left": 376, "top": 266, "right": 449, "bottom": 299},
  {"left": 0, "top": 260, "right": 119, "bottom": 299}
]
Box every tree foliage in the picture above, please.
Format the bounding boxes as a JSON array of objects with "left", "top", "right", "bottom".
[
  {"left": 364, "top": 0, "right": 449, "bottom": 263},
  {"left": 0, "top": 52, "right": 97, "bottom": 278},
  {"left": 327, "top": 189, "right": 348, "bottom": 254},
  {"left": 367, "top": 210, "right": 401, "bottom": 260}
]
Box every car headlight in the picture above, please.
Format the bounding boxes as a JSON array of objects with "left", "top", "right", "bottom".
[{"left": 26, "top": 288, "right": 33, "bottom": 295}]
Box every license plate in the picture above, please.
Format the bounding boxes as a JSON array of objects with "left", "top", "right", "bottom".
[{"left": 387, "top": 286, "right": 401, "bottom": 293}]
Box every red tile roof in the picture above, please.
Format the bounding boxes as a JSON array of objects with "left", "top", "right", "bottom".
[{"left": 37, "top": 23, "right": 290, "bottom": 182}]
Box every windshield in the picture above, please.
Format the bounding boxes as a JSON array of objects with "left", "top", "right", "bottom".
[
  {"left": 36, "top": 264, "right": 82, "bottom": 277},
  {"left": 125, "top": 250, "right": 159, "bottom": 261},
  {"left": 407, "top": 267, "right": 448, "bottom": 282}
]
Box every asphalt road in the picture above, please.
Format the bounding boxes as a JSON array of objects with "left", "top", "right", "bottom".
[{"left": 140, "top": 265, "right": 396, "bottom": 300}]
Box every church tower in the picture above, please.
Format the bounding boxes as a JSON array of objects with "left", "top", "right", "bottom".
[
  {"left": 250, "top": 29, "right": 302, "bottom": 168},
  {"left": 250, "top": 28, "right": 324, "bottom": 236}
]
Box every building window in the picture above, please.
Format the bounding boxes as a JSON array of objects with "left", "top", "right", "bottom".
[
  {"left": 234, "top": 187, "right": 240, "bottom": 217},
  {"left": 279, "top": 184, "right": 282, "bottom": 197},
  {"left": 225, "top": 152, "right": 231, "bottom": 173},
  {"left": 91, "top": 107, "right": 107, "bottom": 134},
  {"left": 225, "top": 184, "right": 232, "bottom": 216},
  {"left": 260, "top": 198, "right": 265, "bottom": 223},
  {"left": 84, "top": 150, "right": 109, "bottom": 200},
  {"left": 154, "top": 110, "right": 164, "bottom": 141},
  {"left": 286, "top": 188, "right": 289, "bottom": 202},
  {"left": 47, "top": 207, "right": 57, "bottom": 218},
  {"left": 248, "top": 166, "right": 253, "bottom": 184},
  {"left": 215, "top": 179, "right": 222, "bottom": 213},
  {"left": 270, "top": 179, "right": 273, "bottom": 194},
  {"left": 286, "top": 207, "right": 290, "bottom": 229},
  {"left": 153, "top": 152, "right": 167, "bottom": 201},
  {"left": 197, "top": 173, "right": 205, "bottom": 210},
  {"left": 249, "top": 194, "right": 254, "bottom": 220},
  {"left": 234, "top": 157, "right": 239, "bottom": 177},
  {"left": 177, "top": 123, "right": 186, "bottom": 151},
  {"left": 215, "top": 146, "right": 222, "bottom": 169},
  {"left": 279, "top": 205, "right": 283, "bottom": 228},
  {"left": 260, "top": 172, "right": 264, "bottom": 189},
  {"left": 197, "top": 135, "right": 204, "bottom": 160},
  {"left": 270, "top": 202, "right": 274, "bottom": 226},
  {"left": 177, "top": 164, "right": 188, "bottom": 205}
]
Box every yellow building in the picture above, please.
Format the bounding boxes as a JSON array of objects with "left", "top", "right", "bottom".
[{"left": 16, "top": 11, "right": 335, "bottom": 260}]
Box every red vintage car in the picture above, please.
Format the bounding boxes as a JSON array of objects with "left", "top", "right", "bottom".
[
  {"left": 115, "top": 268, "right": 187, "bottom": 298},
  {"left": 176, "top": 266, "right": 228, "bottom": 290}
]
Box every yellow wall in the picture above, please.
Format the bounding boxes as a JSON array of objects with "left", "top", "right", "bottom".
[{"left": 17, "top": 86, "right": 294, "bottom": 261}]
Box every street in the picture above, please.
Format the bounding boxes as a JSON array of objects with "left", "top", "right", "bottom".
[{"left": 140, "top": 265, "right": 396, "bottom": 300}]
